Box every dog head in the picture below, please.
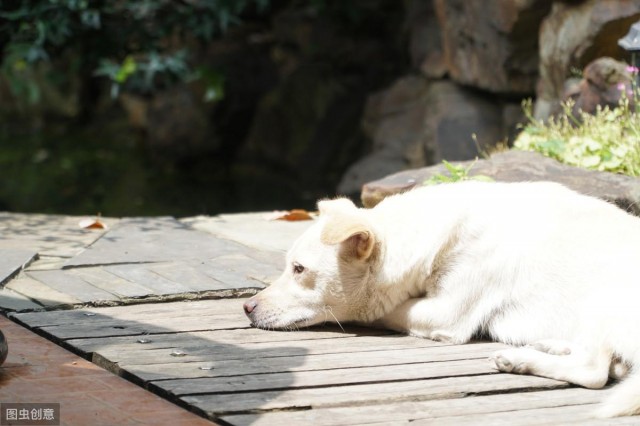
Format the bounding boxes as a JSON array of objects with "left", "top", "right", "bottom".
[{"left": 243, "top": 198, "right": 382, "bottom": 330}]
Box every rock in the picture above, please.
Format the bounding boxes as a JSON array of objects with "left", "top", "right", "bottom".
[
  {"left": 338, "top": 151, "right": 414, "bottom": 197},
  {"left": 241, "top": 64, "right": 360, "bottom": 184},
  {"left": 433, "top": 0, "right": 552, "bottom": 95},
  {"left": 240, "top": 3, "right": 406, "bottom": 196},
  {"left": 338, "top": 78, "right": 514, "bottom": 197},
  {"left": 423, "top": 81, "right": 506, "bottom": 161},
  {"left": 570, "top": 57, "right": 634, "bottom": 115},
  {"left": 361, "top": 150, "right": 640, "bottom": 215},
  {"left": 337, "top": 75, "right": 430, "bottom": 196},
  {"left": 536, "top": 0, "right": 640, "bottom": 119},
  {"left": 406, "top": 0, "right": 447, "bottom": 78}
]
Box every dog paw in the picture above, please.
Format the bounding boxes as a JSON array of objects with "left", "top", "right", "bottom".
[
  {"left": 530, "top": 339, "right": 572, "bottom": 356},
  {"left": 491, "top": 349, "right": 529, "bottom": 374},
  {"left": 428, "top": 330, "right": 458, "bottom": 343}
]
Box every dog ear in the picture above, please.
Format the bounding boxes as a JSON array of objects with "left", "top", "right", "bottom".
[
  {"left": 320, "top": 213, "right": 376, "bottom": 261},
  {"left": 317, "top": 197, "right": 357, "bottom": 216}
]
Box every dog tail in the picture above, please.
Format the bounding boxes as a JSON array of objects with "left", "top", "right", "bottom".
[{"left": 596, "top": 368, "right": 640, "bottom": 418}]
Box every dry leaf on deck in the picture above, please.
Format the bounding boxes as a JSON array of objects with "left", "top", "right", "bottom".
[
  {"left": 78, "top": 216, "right": 108, "bottom": 230},
  {"left": 265, "top": 209, "right": 314, "bottom": 221}
]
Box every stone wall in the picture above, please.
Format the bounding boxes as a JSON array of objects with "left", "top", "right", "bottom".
[{"left": 337, "top": 0, "right": 640, "bottom": 197}]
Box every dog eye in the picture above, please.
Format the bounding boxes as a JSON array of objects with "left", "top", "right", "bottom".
[{"left": 292, "top": 262, "right": 305, "bottom": 274}]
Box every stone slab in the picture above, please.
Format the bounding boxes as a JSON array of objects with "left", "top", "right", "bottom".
[{"left": 361, "top": 150, "right": 640, "bottom": 213}]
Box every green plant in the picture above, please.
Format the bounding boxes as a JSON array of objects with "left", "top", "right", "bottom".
[
  {"left": 514, "top": 98, "right": 640, "bottom": 176},
  {"left": 0, "top": 0, "right": 269, "bottom": 103},
  {"left": 424, "top": 159, "right": 493, "bottom": 185}
]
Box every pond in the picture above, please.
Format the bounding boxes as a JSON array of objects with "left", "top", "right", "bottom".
[{"left": 0, "top": 117, "right": 317, "bottom": 217}]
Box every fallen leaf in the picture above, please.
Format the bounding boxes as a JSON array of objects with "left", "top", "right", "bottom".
[
  {"left": 265, "top": 209, "right": 314, "bottom": 221},
  {"left": 79, "top": 216, "right": 108, "bottom": 230}
]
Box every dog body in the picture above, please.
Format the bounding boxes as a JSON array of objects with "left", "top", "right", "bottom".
[{"left": 243, "top": 181, "right": 640, "bottom": 417}]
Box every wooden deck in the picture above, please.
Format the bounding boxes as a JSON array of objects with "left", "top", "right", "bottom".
[
  {"left": 10, "top": 298, "right": 637, "bottom": 425},
  {"left": 1, "top": 211, "right": 638, "bottom": 425}
]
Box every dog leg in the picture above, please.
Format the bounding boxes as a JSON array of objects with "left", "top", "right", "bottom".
[
  {"left": 529, "top": 340, "right": 630, "bottom": 381},
  {"left": 531, "top": 339, "right": 573, "bottom": 355},
  {"left": 491, "top": 345, "right": 611, "bottom": 389},
  {"left": 377, "top": 297, "right": 475, "bottom": 344}
]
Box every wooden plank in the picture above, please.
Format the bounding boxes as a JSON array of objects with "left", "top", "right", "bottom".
[
  {"left": 0, "top": 249, "right": 38, "bottom": 286},
  {"left": 411, "top": 404, "right": 638, "bottom": 426},
  {"left": 0, "top": 212, "right": 113, "bottom": 257},
  {"left": 62, "top": 218, "right": 252, "bottom": 267},
  {"left": 154, "top": 358, "right": 498, "bottom": 396},
  {"left": 34, "top": 314, "right": 252, "bottom": 339},
  {"left": 27, "top": 270, "right": 120, "bottom": 303},
  {"left": 220, "top": 388, "right": 610, "bottom": 426},
  {"left": 194, "top": 254, "right": 276, "bottom": 288},
  {"left": 25, "top": 256, "right": 69, "bottom": 271},
  {"left": 0, "top": 287, "right": 44, "bottom": 311},
  {"left": 113, "top": 343, "right": 506, "bottom": 381},
  {"left": 67, "top": 330, "right": 417, "bottom": 357},
  {"left": 183, "top": 374, "right": 568, "bottom": 416},
  {"left": 70, "top": 267, "right": 156, "bottom": 298},
  {"left": 86, "top": 334, "right": 448, "bottom": 364},
  {"left": 12, "top": 298, "right": 249, "bottom": 326},
  {"left": 181, "top": 213, "right": 313, "bottom": 252},
  {"left": 104, "top": 264, "right": 194, "bottom": 294},
  {"left": 147, "top": 262, "right": 228, "bottom": 292},
  {"left": 6, "top": 276, "right": 83, "bottom": 307}
]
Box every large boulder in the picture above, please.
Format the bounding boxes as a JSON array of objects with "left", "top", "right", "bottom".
[
  {"left": 536, "top": 0, "right": 640, "bottom": 119},
  {"left": 433, "top": 0, "right": 552, "bottom": 95},
  {"left": 360, "top": 150, "right": 640, "bottom": 215},
  {"left": 338, "top": 78, "right": 518, "bottom": 196},
  {"left": 569, "top": 57, "right": 634, "bottom": 115},
  {"left": 239, "top": 3, "right": 407, "bottom": 196},
  {"left": 422, "top": 81, "right": 507, "bottom": 161},
  {"left": 337, "top": 75, "right": 431, "bottom": 196},
  {"left": 406, "top": 0, "right": 447, "bottom": 78}
]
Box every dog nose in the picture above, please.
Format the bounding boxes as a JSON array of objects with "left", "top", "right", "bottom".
[{"left": 243, "top": 299, "right": 258, "bottom": 315}]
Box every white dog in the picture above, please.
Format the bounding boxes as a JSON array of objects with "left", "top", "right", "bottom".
[{"left": 243, "top": 181, "right": 640, "bottom": 418}]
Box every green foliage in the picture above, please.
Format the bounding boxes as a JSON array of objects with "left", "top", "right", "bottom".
[
  {"left": 0, "top": 0, "right": 269, "bottom": 103},
  {"left": 424, "top": 159, "right": 494, "bottom": 185},
  {"left": 514, "top": 98, "right": 640, "bottom": 176}
]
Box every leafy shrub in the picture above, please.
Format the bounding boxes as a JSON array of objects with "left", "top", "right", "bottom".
[
  {"left": 0, "top": 0, "right": 269, "bottom": 103},
  {"left": 514, "top": 98, "right": 640, "bottom": 176}
]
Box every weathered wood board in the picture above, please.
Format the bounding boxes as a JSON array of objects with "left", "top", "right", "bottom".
[
  {"left": 11, "top": 298, "right": 624, "bottom": 425},
  {"left": 0, "top": 248, "right": 38, "bottom": 286}
]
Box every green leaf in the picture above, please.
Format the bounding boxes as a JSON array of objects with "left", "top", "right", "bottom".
[
  {"left": 198, "top": 66, "right": 226, "bottom": 103},
  {"left": 442, "top": 160, "right": 462, "bottom": 176},
  {"left": 114, "top": 56, "right": 137, "bottom": 84}
]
